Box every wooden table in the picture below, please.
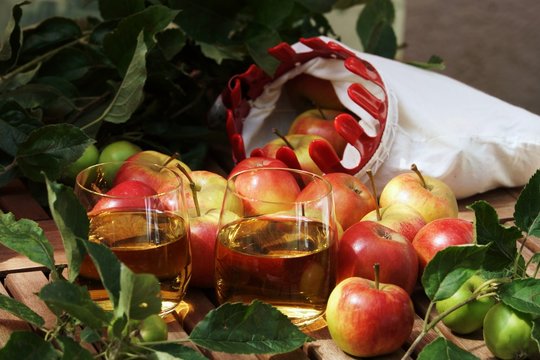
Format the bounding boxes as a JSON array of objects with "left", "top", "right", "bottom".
[{"left": 0, "top": 179, "right": 535, "bottom": 359}]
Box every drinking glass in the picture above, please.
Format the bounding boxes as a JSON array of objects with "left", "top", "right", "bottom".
[
  {"left": 74, "top": 161, "right": 191, "bottom": 315},
  {"left": 215, "top": 167, "right": 337, "bottom": 327}
]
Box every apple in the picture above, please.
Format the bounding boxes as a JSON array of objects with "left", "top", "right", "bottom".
[
  {"left": 337, "top": 221, "right": 418, "bottom": 294},
  {"left": 254, "top": 132, "right": 331, "bottom": 175},
  {"left": 379, "top": 164, "right": 458, "bottom": 223},
  {"left": 297, "top": 172, "right": 376, "bottom": 231},
  {"left": 283, "top": 73, "right": 345, "bottom": 111},
  {"left": 361, "top": 203, "right": 427, "bottom": 242},
  {"left": 89, "top": 180, "right": 157, "bottom": 215},
  {"left": 189, "top": 208, "right": 238, "bottom": 288},
  {"left": 231, "top": 167, "right": 301, "bottom": 215},
  {"left": 326, "top": 274, "right": 415, "bottom": 357},
  {"left": 412, "top": 217, "right": 474, "bottom": 271},
  {"left": 435, "top": 273, "right": 496, "bottom": 334},
  {"left": 288, "top": 108, "right": 348, "bottom": 156},
  {"left": 229, "top": 156, "right": 289, "bottom": 178},
  {"left": 62, "top": 143, "right": 99, "bottom": 182},
  {"left": 97, "top": 140, "right": 142, "bottom": 182},
  {"left": 182, "top": 170, "right": 227, "bottom": 217}
]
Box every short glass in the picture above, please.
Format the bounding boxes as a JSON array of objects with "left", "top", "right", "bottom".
[
  {"left": 215, "top": 167, "right": 337, "bottom": 327},
  {"left": 74, "top": 161, "right": 191, "bottom": 315}
]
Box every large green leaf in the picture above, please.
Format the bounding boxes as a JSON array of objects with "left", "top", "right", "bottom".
[
  {"left": 148, "top": 343, "right": 209, "bottom": 360},
  {"left": 103, "top": 5, "right": 177, "bottom": 76},
  {"left": 417, "top": 337, "right": 479, "bottom": 360},
  {"left": 98, "top": 0, "right": 145, "bottom": 20},
  {"left": 0, "top": 211, "right": 56, "bottom": 272},
  {"left": 422, "top": 244, "right": 489, "bottom": 301},
  {"left": 499, "top": 278, "right": 540, "bottom": 317},
  {"left": 0, "top": 1, "right": 29, "bottom": 74},
  {"left": 57, "top": 336, "right": 94, "bottom": 360},
  {"left": 0, "top": 331, "right": 58, "bottom": 360},
  {"left": 356, "top": 0, "right": 397, "bottom": 58},
  {"left": 116, "top": 264, "right": 162, "bottom": 320},
  {"left": 38, "top": 47, "right": 91, "bottom": 82},
  {"left": 514, "top": 169, "right": 540, "bottom": 237},
  {"left": 469, "top": 200, "right": 523, "bottom": 273},
  {"left": 39, "top": 280, "right": 111, "bottom": 329},
  {"left": 0, "top": 293, "right": 44, "bottom": 327},
  {"left": 190, "top": 300, "right": 312, "bottom": 354},
  {"left": 16, "top": 123, "right": 93, "bottom": 181},
  {"left": 44, "top": 177, "right": 89, "bottom": 282}
]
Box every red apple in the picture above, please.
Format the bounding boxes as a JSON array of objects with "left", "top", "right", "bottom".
[
  {"left": 183, "top": 170, "right": 227, "bottom": 217},
  {"left": 412, "top": 218, "right": 474, "bottom": 271},
  {"left": 229, "top": 156, "right": 289, "bottom": 178},
  {"left": 337, "top": 221, "right": 418, "bottom": 294},
  {"left": 189, "top": 208, "right": 238, "bottom": 288},
  {"left": 326, "top": 275, "right": 415, "bottom": 357},
  {"left": 288, "top": 108, "right": 348, "bottom": 156},
  {"left": 361, "top": 203, "right": 427, "bottom": 242},
  {"left": 379, "top": 164, "right": 458, "bottom": 223},
  {"left": 255, "top": 133, "right": 331, "bottom": 175},
  {"left": 89, "top": 180, "right": 157, "bottom": 215},
  {"left": 297, "top": 172, "right": 376, "bottom": 231},
  {"left": 283, "top": 73, "right": 345, "bottom": 111}
]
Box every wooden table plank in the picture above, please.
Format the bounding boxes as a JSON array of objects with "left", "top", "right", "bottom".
[{"left": 0, "top": 283, "right": 31, "bottom": 347}]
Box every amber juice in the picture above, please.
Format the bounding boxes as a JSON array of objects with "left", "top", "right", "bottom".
[
  {"left": 215, "top": 216, "right": 336, "bottom": 326},
  {"left": 78, "top": 209, "right": 191, "bottom": 314}
]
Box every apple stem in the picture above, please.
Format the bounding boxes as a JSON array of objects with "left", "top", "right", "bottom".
[
  {"left": 410, "top": 163, "right": 427, "bottom": 189},
  {"left": 163, "top": 152, "right": 181, "bottom": 168},
  {"left": 316, "top": 105, "right": 327, "bottom": 120},
  {"left": 366, "top": 169, "right": 381, "bottom": 221},
  {"left": 272, "top": 128, "right": 295, "bottom": 150},
  {"left": 373, "top": 263, "right": 380, "bottom": 290},
  {"left": 175, "top": 164, "right": 201, "bottom": 217}
]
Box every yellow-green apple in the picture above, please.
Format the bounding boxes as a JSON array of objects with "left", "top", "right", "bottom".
[
  {"left": 337, "top": 221, "right": 418, "bottom": 294},
  {"left": 89, "top": 180, "right": 157, "bottom": 215},
  {"left": 189, "top": 208, "right": 238, "bottom": 288},
  {"left": 229, "top": 156, "right": 289, "bottom": 178},
  {"left": 283, "top": 73, "right": 345, "bottom": 111},
  {"left": 255, "top": 133, "right": 331, "bottom": 175},
  {"left": 288, "top": 108, "right": 348, "bottom": 157},
  {"left": 98, "top": 140, "right": 142, "bottom": 182},
  {"left": 62, "top": 143, "right": 99, "bottom": 183},
  {"left": 183, "top": 170, "right": 227, "bottom": 217},
  {"left": 435, "top": 273, "right": 496, "bottom": 334},
  {"left": 297, "top": 172, "right": 376, "bottom": 231},
  {"left": 412, "top": 218, "right": 474, "bottom": 271},
  {"left": 379, "top": 164, "right": 458, "bottom": 223},
  {"left": 361, "top": 203, "right": 427, "bottom": 242},
  {"left": 326, "top": 275, "right": 415, "bottom": 357}
]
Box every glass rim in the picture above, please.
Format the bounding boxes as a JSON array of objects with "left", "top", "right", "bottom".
[
  {"left": 75, "top": 160, "right": 184, "bottom": 199},
  {"left": 227, "top": 167, "right": 333, "bottom": 205}
]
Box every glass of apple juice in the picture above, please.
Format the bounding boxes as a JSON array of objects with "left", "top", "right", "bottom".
[
  {"left": 215, "top": 167, "right": 337, "bottom": 327},
  {"left": 74, "top": 160, "right": 191, "bottom": 316}
]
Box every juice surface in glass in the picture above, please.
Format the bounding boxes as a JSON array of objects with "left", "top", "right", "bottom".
[{"left": 215, "top": 215, "right": 336, "bottom": 326}]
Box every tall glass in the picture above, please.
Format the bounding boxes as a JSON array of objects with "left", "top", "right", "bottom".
[
  {"left": 215, "top": 167, "right": 337, "bottom": 327},
  {"left": 74, "top": 161, "right": 191, "bottom": 315}
]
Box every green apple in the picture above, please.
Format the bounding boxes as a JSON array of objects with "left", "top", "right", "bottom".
[
  {"left": 435, "top": 274, "right": 496, "bottom": 334},
  {"left": 62, "top": 143, "right": 99, "bottom": 182}
]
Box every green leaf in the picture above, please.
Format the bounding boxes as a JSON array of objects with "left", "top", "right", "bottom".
[
  {"left": 116, "top": 264, "right": 162, "bottom": 320},
  {"left": 0, "top": 331, "right": 58, "bottom": 360},
  {"left": 253, "top": 0, "right": 295, "bottom": 29},
  {"left": 16, "top": 124, "right": 93, "bottom": 182},
  {"left": 82, "top": 240, "right": 121, "bottom": 309},
  {"left": 417, "top": 337, "right": 479, "bottom": 360},
  {"left": 44, "top": 177, "right": 89, "bottom": 282},
  {"left": 103, "top": 5, "right": 178, "bottom": 76},
  {"left": 469, "top": 200, "right": 523, "bottom": 272},
  {"left": 90, "top": 31, "right": 147, "bottom": 127},
  {"left": 0, "top": 293, "right": 44, "bottom": 327},
  {"left": 0, "top": 211, "right": 56, "bottom": 272},
  {"left": 57, "top": 335, "right": 94, "bottom": 360},
  {"left": 0, "top": 1, "right": 29, "bottom": 74},
  {"left": 190, "top": 300, "right": 312, "bottom": 354},
  {"left": 98, "top": 0, "right": 145, "bottom": 20},
  {"left": 80, "top": 326, "right": 102, "bottom": 343},
  {"left": 38, "top": 47, "right": 91, "bottom": 82},
  {"left": 20, "top": 17, "right": 82, "bottom": 62},
  {"left": 148, "top": 343, "right": 209, "bottom": 360},
  {"left": 0, "top": 83, "right": 77, "bottom": 111},
  {"left": 532, "top": 320, "right": 540, "bottom": 355},
  {"left": 356, "top": 0, "right": 397, "bottom": 58},
  {"left": 0, "top": 63, "right": 41, "bottom": 91},
  {"left": 156, "top": 28, "right": 186, "bottom": 61},
  {"left": 499, "top": 278, "right": 540, "bottom": 317},
  {"left": 514, "top": 169, "right": 540, "bottom": 237},
  {"left": 295, "top": 0, "right": 335, "bottom": 13},
  {"left": 45, "top": 178, "right": 89, "bottom": 281},
  {"left": 407, "top": 55, "right": 446, "bottom": 71},
  {"left": 39, "top": 280, "right": 111, "bottom": 330},
  {"left": 245, "top": 26, "right": 281, "bottom": 76},
  {"left": 422, "top": 244, "right": 489, "bottom": 301}
]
